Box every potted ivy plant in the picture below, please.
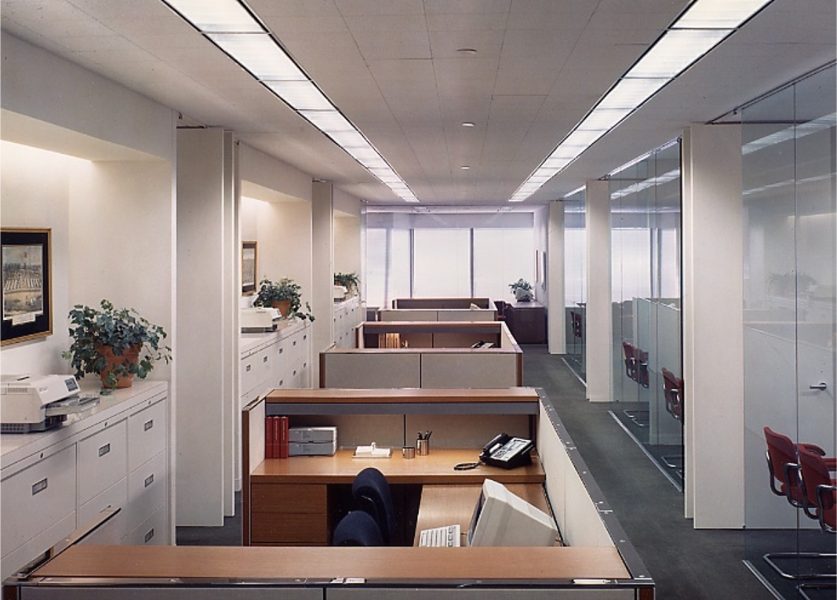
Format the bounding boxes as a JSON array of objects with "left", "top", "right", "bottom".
[
  {"left": 63, "top": 300, "right": 172, "bottom": 390},
  {"left": 509, "top": 279, "right": 534, "bottom": 302},
  {"left": 253, "top": 278, "right": 315, "bottom": 321},
  {"left": 333, "top": 272, "right": 360, "bottom": 298}
]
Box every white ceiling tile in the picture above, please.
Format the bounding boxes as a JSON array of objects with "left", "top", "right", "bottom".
[
  {"left": 493, "top": 57, "right": 556, "bottom": 95},
  {"left": 342, "top": 13, "right": 427, "bottom": 33},
  {"left": 500, "top": 28, "right": 579, "bottom": 59},
  {"left": 424, "top": 0, "right": 510, "bottom": 14},
  {"left": 246, "top": 0, "right": 340, "bottom": 18},
  {"left": 263, "top": 15, "right": 349, "bottom": 34},
  {"left": 506, "top": 0, "right": 596, "bottom": 30},
  {"left": 425, "top": 12, "right": 507, "bottom": 31},
  {"left": 351, "top": 28, "right": 431, "bottom": 60},
  {"left": 428, "top": 29, "right": 504, "bottom": 58},
  {"left": 336, "top": 0, "right": 424, "bottom": 16}
]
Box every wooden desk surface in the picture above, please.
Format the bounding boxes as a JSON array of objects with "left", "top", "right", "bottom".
[
  {"left": 34, "top": 544, "right": 630, "bottom": 581},
  {"left": 251, "top": 449, "right": 545, "bottom": 484},
  {"left": 414, "top": 484, "right": 555, "bottom": 546},
  {"left": 266, "top": 387, "right": 540, "bottom": 404}
]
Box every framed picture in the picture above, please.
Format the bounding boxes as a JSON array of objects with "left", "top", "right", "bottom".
[
  {"left": 241, "top": 241, "right": 257, "bottom": 294},
  {"left": 1, "top": 228, "right": 52, "bottom": 346}
]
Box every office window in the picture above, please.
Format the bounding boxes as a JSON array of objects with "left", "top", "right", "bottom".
[
  {"left": 413, "top": 228, "right": 471, "bottom": 297},
  {"left": 473, "top": 228, "right": 535, "bottom": 302},
  {"left": 365, "top": 228, "right": 387, "bottom": 308},
  {"left": 388, "top": 229, "right": 411, "bottom": 303}
]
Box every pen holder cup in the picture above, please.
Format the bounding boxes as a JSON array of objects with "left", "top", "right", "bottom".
[
  {"left": 402, "top": 446, "right": 416, "bottom": 459},
  {"left": 416, "top": 439, "right": 430, "bottom": 456}
]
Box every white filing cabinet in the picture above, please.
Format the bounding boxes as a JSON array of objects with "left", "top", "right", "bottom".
[
  {"left": 0, "top": 381, "right": 170, "bottom": 579},
  {"left": 239, "top": 319, "right": 312, "bottom": 406},
  {"left": 334, "top": 296, "right": 363, "bottom": 349}
]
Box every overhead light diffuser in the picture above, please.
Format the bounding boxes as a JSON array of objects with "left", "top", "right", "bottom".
[
  {"left": 625, "top": 29, "right": 729, "bottom": 79},
  {"left": 207, "top": 33, "right": 306, "bottom": 80},
  {"left": 162, "top": 0, "right": 263, "bottom": 32},
  {"left": 299, "top": 110, "right": 354, "bottom": 132},
  {"left": 597, "top": 78, "right": 668, "bottom": 109},
  {"left": 263, "top": 81, "right": 332, "bottom": 110},
  {"left": 674, "top": 0, "right": 772, "bottom": 29},
  {"left": 577, "top": 108, "right": 633, "bottom": 131}
]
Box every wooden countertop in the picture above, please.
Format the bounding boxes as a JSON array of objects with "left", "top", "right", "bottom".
[
  {"left": 34, "top": 545, "right": 630, "bottom": 581},
  {"left": 266, "top": 387, "right": 540, "bottom": 404},
  {"left": 251, "top": 449, "right": 545, "bottom": 484}
]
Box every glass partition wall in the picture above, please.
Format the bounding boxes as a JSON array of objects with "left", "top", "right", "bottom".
[
  {"left": 564, "top": 191, "right": 587, "bottom": 379},
  {"left": 741, "top": 64, "right": 836, "bottom": 597},
  {"left": 609, "top": 142, "right": 684, "bottom": 488}
]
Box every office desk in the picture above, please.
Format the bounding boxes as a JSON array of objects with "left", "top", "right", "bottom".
[
  {"left": 414, "top": 483, "right": 554, "bottom": 546},
  {"left": 249, "top": 449, "right": 544, "bottom": 545}
]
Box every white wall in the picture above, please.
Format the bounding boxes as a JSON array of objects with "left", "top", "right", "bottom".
[
  {"left": 585, "top": 180, "right": 613, "bottom": 403},
  {"left": 547, "top": 201, "right": 566, "bottom": 354},
  {"left": 334, "top": 214, "right": 361, "bottom": 276},
  {"left": 238, "top": 143, "right": 311, "bottom": 202},
  {"left": 0, "top": 142, "right": 75, "bottom": 373}
]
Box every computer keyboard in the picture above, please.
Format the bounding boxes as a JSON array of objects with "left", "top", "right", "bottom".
[{"left": 418, "top": 524, "right": 461, "bottom": 547}]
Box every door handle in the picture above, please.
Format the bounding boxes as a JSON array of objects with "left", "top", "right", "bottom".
[{"left": 809, "top": 382, "right": 828, "bottom": 391}]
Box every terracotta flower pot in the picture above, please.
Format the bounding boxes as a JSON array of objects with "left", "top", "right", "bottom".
[
  {"left": 97, "top": 344, "right": 140, "bottom": 388},
  {"left": 272, "top": 299, "right": 291, "bottom": 317}
]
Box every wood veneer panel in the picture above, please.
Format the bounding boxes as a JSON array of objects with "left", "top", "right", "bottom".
[
  {"left": 266, "top": 388, "right": 540, "bottom": 404},
  {"left": 35, "top": 545, "right": 630, "bottom": 580},
  {"left": 251, "top": 484, "right": 327, "bottom": 514},
  {"left": 250, "top": 512, "right": 328, "bottom": 545}
]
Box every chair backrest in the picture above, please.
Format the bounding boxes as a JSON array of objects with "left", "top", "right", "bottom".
[
  {"left": 798, "top": 447, "right": 836, "bottom": 532},
  {"left": 661, "top": 368, "right": 683, "bottom": 421},
  {"left": 353, "top": 467, "right": 396, "bottom": 544},
  {"left": 332, "top": 510, "right": 384, "bottom": 546},
  {"left": 763, "top": 426, "right": 805, "bottom": 505}
]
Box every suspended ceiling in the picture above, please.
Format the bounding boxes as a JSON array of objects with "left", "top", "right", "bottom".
[{"left": 1, "top": 0, "right": 834, "bottom": 204}]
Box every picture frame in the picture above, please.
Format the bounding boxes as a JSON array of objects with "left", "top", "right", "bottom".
[
  {"left": 241, "top": 241, "right": 258, "bottom": 294},
  {"left": 1, "top": 228, "right": 53, "bottom": 346}
]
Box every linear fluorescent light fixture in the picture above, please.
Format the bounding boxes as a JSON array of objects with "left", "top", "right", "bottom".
[
  {"left": 161, "top": 0, "right": 418, "bottom": 202},
  {"left": 508, "top": 0, "right": 772, "bottom": 202}
]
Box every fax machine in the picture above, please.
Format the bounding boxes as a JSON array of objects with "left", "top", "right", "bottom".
[
  {"left": 1, "top": 374, "right": 99, "bottom": 433},
  {"left": 240, "top": 307, "right": 281, "bottom": 333}
]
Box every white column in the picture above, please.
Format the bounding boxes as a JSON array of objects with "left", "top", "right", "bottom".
[
  {"left": 175, "top": 128, "right": 230, "bottom": 526},
  {"left": 221, "top": 132, "right": 236, "bottom": 517},
  {"left": 585, "top": 180, "right": 613, "bottom": 402},
  {"left": 682, "top": 124, "right": 744, "bottom": 527},
  {"left": 548, "top": 200, "right": 566, "bottom": 354},
  {"left": 312, "top": 182, "right": 335, "bottom": 386}
]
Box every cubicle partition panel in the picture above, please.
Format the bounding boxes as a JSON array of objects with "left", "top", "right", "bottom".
[
  {"left": 324, "top": 322, "right": 523, "bottom": 389},
  {"left": 378, "top": 308, "right": 497, "bottom": 322},
  {"left": 392, "top": 297, "right": 492, "bottom": 309}
]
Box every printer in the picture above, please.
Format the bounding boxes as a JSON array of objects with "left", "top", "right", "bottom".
[
  {"left": 1, "top": 374, "right": 99, "bottom": 433},
  {"left": 240, "top": 307, "right": 281, "bottom": 333}
]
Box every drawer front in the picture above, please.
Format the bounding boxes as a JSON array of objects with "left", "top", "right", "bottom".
[
  {"left": 251, "top": 483, "right": 326, "bottom": 514},
  {"left": 128, "top": 399, "right": 166, "bottom": 472},
  {"left": 123, "top": 508, "right": 168, "bottom": 546},
  {"left": 251, "top": 512, "right": 328, "bottom": 545},
  {"left": 257, "top": 346, "right": 274, "bottom": 389},
  {"left": 77, "top": 419, "right": 128, "bottom": 506},
  {"left": 1, "top": 445, "right": 76, "bottom": 554},
  {"left": 78, "top": 477, "right": 128, "bottom": 545},
  {"left": 240, "top": 354, "right": 259, "bottom": 396},
  {"left": 127, "top": 451, "right": 167, "bottom": 531}
]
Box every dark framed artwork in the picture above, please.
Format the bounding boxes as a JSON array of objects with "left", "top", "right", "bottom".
[
  {"left": 241, "top": 241, "right": 258, "bottom": 294},
  {"left": 1, "top": 228, "right": 52, "bottom": 346}
]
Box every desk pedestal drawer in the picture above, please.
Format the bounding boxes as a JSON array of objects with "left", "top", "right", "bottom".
[
  {"left": 251, "top": 512, "right": 328, "bottom": 545},
  {"left": 251, "top": 483, "right": 326, "bottom": 513}
]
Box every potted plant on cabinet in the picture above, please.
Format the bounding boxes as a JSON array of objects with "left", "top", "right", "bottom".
[
  {"left": 253, "top": 278, "right": 315, "bottom": 321},
  {"left": 63, "top": 300, "right": 172, "bottom": 390},
  {"left": 333, "top": 272, "right": 360, "bottom": 298},
  {"left": 509, "top": 279, "right": 534, "bottom": 302}
]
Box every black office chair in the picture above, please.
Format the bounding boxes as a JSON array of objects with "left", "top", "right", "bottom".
[
  {"left": 352, "top": 467, "right": 396, "bottom": 545},
  {"left": 332, "top": 510, "right": 383, "bottom": 546}
]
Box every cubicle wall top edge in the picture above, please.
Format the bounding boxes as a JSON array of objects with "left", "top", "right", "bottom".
[{"left": 536, "top": 388, "right": 654, "bottom": 587}]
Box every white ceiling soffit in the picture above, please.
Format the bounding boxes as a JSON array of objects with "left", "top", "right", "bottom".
[{"left": 0, "top": 0, "right": 834, "bottom": 205}]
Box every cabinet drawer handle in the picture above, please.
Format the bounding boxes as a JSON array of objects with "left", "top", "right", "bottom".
[
  {"left": 293, "top": 340, "right": 297, "bottom": 346},
  {"left": 98, "top": 443, "right": 111, "bottom": 457},
  {"left": 279, "top": 380, "right": 284, "bottom": 386},
  {"left": 144, "top": 474, "right": 155, "bottom": 488},
  {"left": 263, "top": 356, "right": 268, "bottom": 363},
  {"left": 293, "top": 370, "right": 297, "bottom": 376},
  {"left": 144, "top": 528, "right": 155, "bottom": 543},
  {"left": 144, "top": 419, "right": 154, "bottom": 431},
  {"left": 32, "top": 478, "right": 48, "bottom": 496},
  {"left": 303, "top": 334, "right": 307, "bottom": 340},
  {"left": 279, "top": 348, "right": 283, "bottom": 354},
  {"left": 246, "top": 364, "right": 252, "bottom": 372}
]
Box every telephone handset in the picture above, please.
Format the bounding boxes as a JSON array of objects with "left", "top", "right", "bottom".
[{"left": 479, "top": 433, "right": 534, "bottom": 469}]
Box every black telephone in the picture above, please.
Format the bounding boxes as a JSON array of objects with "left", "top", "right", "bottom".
[{"left": 479, "top": 433, "right": 534, "bottom": 469}]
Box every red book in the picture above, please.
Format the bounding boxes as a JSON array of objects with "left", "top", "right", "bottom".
[
  {"left": 272, "top": 417, "right": 281, "bottom": 459},
  {"left": 265, "top": 416, "right": 274, "bottom": 459},
  {"left": 279, "top": 416, "right": 289, "bottom": 459}
]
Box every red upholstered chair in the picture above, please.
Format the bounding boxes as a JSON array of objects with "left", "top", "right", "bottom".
[
  {"left": 622, "top": 341, "right": 638, "bottom": 382},
  {"left": 764, "top": 426, "right": 806, "bottom": 508},
  {"left": 662, "top": 368, "right": 683, "bottom": 423},
  {"left": 571, "top": 311, "right": 583, "bottom": 340},
  {"left": 798, "top": 447, "right": 837, "bottom": 533}
]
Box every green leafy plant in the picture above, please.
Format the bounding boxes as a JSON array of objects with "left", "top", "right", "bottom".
[
  {"left": 253, "top": 278, "right": 315, "bottom": 321},
  {"left": 509, "top": 278, "right": 534, "bottom": 302},
  {"left": 62, "top": 300, "right": 171, "bottom": 390},
  {"left": 334, "top": 272, "right": 360, "bottom": 296}
]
